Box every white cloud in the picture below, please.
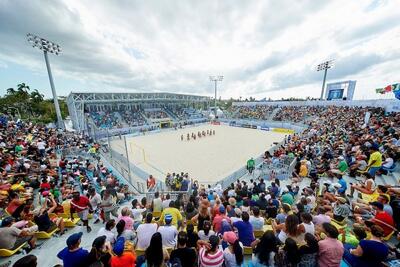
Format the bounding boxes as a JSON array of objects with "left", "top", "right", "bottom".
[{"left": 0, "top": 0, "right": 399, "bottom": 99}]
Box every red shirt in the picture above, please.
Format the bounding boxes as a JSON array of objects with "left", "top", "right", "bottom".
[
  {"left": 373, "top": 211, "right": 395, "bottom": 236},
  {"left": 110, "top": 252, "right": 136, "bottom": 267},
  {"left": 71, "top": 196, "right": 90, "bottom": 212},
  {"left": 40, "top": 182, "right": 51, "bottom": 191},
  {"left": 212, "top": 214, "right": 231, "bottom": 233}
]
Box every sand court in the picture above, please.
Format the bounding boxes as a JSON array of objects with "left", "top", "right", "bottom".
[{"left": 110, "top": 124, "right": 286, "bottom": 184}]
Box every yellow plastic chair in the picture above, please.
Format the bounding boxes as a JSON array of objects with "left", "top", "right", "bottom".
[
  {"left": 253, "top": 230, "right": 264, "bottom": 238},
  {"left": 166, "top": 247, "right": 173, "bottom": 254},
  {"left": 135, "top": 249, "right": 146, "bottom": 257},
  {"left": 63, "top": 218, "right": 80, "bottom": 228},
  {"left": 152, "top": 211, "right": 162, "bottom": 218},
  {"left": 0, "top": 242, "right": 27, "bottom": 257},
  {"left": 243, "top": 246, "right": 253, "bottom": 255},
  {"left": 263, "top": 225, "right": 273, "bottom": 232},
  {"left": 50, "top": 213, "right": 80, "bottom": 228},
  {"left": 331, "top": 219, "right": 347, "bottom": 230},
  {"left": 58, "top": 213, "right": 93, "bottom": 219},
  {"left": 34, "top": 227, "right": 59, "bottom": 239}
]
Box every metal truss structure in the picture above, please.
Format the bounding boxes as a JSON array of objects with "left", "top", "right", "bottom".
[{"left": 67, "top": 92, "right": 211, "bottom": 132}]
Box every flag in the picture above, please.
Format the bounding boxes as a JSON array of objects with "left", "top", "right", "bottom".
[
  {"left": 392, "top": 83, "right": 400, "bottom": 92},
  {"left": 384, "top": 84, "right": 393, "bottom": 92}
]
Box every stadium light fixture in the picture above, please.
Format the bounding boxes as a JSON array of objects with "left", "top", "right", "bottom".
[
  {"left": 316, "top": 60, "right": 334, "bottom": 100},
  {"left": 209, "top": 75, "right": 223, "bottom": 118},
  {"left": 27, "top": 33, "right": 64, "bottom": 129}
]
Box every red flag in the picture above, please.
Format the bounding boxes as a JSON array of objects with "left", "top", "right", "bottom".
[{"left": 384, "top": 85, "right": 393, "bottom": 92}]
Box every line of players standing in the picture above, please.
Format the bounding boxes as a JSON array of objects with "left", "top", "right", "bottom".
[{"left": 181, "top": 129, "right": 215, "bottom": 141}]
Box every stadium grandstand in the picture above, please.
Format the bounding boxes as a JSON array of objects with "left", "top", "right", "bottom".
[{"left": 1, "top": 97, "right": 400, "bottom": 266}]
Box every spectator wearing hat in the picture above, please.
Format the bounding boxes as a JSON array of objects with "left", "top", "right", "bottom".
[
  {"left": 212, "top": 205, "right": 231, "bottom": 233},
  {"left": 233, "top": 211, "right": 255, "bottom": 247},
  {"left": 110, "top": 236, "right": 136, "bottom": 267},
  {"left": 329, "top": 156, "right": 348, "bottom": 176},
  {"left": 281, "top": 187, "right": 294, "bottom": 206},
  {"left": 157, "top": 213, "right": 178, "bottom": 248},
  {"left": 197, "top": 235, "right": 224, "bottom": 267},
  {"left": 0, "top": 216, "right": 36, "bottom": 251},
  {"left": 222, "top": 231, "right": 243, "bottom": 267},
  {"left": 57, "top": 232, "right": 89, "bottom": 267},
  {"left": 159, "top": 200, "right": 182, "bottom": 228},
  {"left": 170, "top": 231, "right": 197, "bottom": 267}
]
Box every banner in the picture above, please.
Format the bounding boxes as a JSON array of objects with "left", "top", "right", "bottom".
[{"left": 272, "top": 128, "right": 295, "bottom": 134}]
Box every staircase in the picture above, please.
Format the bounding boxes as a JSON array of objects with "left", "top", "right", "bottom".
[
  {"left": 163, "top": 107, "right": 178, "bottom": 121},
  {"left": 269, "top": 107, "right": 282, "bottom": 120}
]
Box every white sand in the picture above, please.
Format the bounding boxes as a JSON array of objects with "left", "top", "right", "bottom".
[{"left": 110, "top": 124, "right": 286, "bottom": 184}]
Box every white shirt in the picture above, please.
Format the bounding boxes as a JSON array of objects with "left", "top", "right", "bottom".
[
  {"left": 131, "top": 207, "right": 146, "bottom": 222},
  {"left": 383, "top": 157, "right": 394, "bottom": 168},
  {"left": 37, "top": 141, "right": 46, "bottom": 150},
  {"left": 97, "top": 227, "right": 116, "bottom": 244},
  {"left": 162, "top": 199, "right": 172, "bottom": 209},
  {"left": 89, "top": 193, "right": 102, "bottom": 210},
  {"left": 249, "top": 216, "right": 264, "bottom": 230},
  {"left": 198, "top": 230, "right": 215, "bottom": 241},
  {"left": 136, "top": 223, "right": 158, "bottom": 249},
  {"left": 158, "top": 225, "right": 178, "bottom": 248}
]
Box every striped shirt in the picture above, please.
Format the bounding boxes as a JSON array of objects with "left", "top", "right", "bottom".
[{"left": 199, "top": 247, "right": 224, "bottom": 267}]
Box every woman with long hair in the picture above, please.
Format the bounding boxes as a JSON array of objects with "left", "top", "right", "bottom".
[
  {"left": 298, "top": 233, "right": 319, "bottom": 267},
  {"left": 185, "top": 202, "right": 197, "bottom": 220},
  {"left": 272, "top": 214, "right": 305, "bottom": 244},
  {"left": 115, "top": 219, "right": 135, "bottom": 241},
  {"left": 276, "top": 237, "right": 300, "bottom": 267},
  {"left": 85, "top": 235, "right": 112, "bottom": 267},
  {"left": 223, "top": 231, "right": 244, "bottom": 267},
  {"left": 143, "top": 232, "right": 169, "bottom": 267},
  {"left": 251, "top": 230, "right": 279, "bottom": 267}
]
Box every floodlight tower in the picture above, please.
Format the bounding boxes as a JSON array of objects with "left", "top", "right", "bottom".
[
  {"left": 27, "top": 33, "right": 64, "bottom": 129},
  {"left": 316, "top": 60, "right": 334, "bottom": 100},
  {"left": 209, "top": 75, "right": 223, "bottom": 118}
]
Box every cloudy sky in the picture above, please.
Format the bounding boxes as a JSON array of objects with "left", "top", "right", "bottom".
[{"left": 0, "top": 0, "right": 399, "bottom": 100}]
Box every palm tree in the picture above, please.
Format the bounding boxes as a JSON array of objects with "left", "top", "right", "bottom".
[
  {"left": 30, "top": 89, "right": 44, "bottom": 103},
  {"left": 6, "top": 88, "right": 16, "bottom": 95}
]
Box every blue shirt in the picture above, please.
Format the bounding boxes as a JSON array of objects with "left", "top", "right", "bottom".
[
  {"left": 338, "top": 178, "right": 347, "bottom": 194},
  {"left": 233, "top": 221, "right": 255, "bottom": 246},
  {"left": 57, "top": 247, "right": 89, "bottom": 267}
]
